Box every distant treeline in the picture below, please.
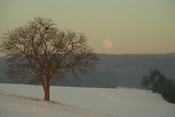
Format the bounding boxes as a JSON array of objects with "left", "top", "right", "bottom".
[
  {"left": 0, "top": 53, "right": 175, "bottom": 88},
  {"left": 142, "top": 69, "right": 175, "bottom": 103}
]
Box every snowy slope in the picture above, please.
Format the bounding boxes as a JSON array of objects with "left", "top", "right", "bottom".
[
  {"left": 0, "top": 92, "right": 113, "bottom": 117},
  {"left": 0, "top": 83, "right": 175, "bottom": 117}
]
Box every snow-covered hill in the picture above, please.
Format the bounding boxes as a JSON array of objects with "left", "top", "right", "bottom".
[
  {"left": 0, "top": 83, "right": 175, "bottom": 117},
  {"left": 0, "top": 92, "right": 113, "bottom": 117}
]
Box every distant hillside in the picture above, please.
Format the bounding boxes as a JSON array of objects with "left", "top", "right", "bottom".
[{"left": 0, "top": 54, "right": 175, "bottom": 88}]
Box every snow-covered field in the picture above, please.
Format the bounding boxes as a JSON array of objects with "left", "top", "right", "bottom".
[{"left": 0, "top": 83, "right": 175, "bottom": 117}]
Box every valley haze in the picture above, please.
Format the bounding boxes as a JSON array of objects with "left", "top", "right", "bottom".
[{"left": 0, "top": 54, "right": 175, "bottom": 89}]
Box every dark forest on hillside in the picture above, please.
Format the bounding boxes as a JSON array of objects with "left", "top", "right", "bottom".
[{"left": 0, "top": 53, "right": 175, "bottom": 88}]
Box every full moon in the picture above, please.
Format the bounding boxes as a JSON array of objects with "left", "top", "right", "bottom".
[{"left": 103, "top": 39, "right": 112, "bottom": 49}]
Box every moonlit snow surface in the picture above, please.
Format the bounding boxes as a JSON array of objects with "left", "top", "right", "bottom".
[{"left": 0, "top": 83, "right": 175, "bottom": 117}]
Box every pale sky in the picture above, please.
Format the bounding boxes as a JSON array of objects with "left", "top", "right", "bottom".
[{"left": 0, "top": 0, "right": 175, "bottom": 54}]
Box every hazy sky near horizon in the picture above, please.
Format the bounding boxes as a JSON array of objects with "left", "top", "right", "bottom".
[{"left": 0, "top": 0, "right": 175, "bottom": 54}]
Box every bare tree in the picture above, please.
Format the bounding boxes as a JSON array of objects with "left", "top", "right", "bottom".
[{"left": 0, "top": 17, "right": 99, "bottom": 101}]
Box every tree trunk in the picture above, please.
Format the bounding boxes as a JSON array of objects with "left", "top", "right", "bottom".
[{"left": 44, "top": 87, "right": 50, "bottom": 101}]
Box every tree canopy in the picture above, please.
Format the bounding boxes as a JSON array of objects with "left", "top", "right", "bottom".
[
  {"left": 142, "top": 69, "right": 175, "bottom": 103},
  {"left": 0, "top": 17, "right": 99, "bottom": 101}
]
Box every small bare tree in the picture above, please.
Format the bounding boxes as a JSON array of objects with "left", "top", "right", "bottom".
[{"left": 0, "top": 17, "right": 99, "bottom": 101}]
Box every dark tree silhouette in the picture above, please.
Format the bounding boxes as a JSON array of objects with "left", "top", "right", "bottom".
[
  {"left": 158, "top": 79, "right": 175, "bottom": 103},
  {"left": 0, "top": 17, "right": 99, "bottom": 101},
  {"left": 142, "top": 69, "right": 175, "bottom": 103},
  {"left": 141, "top": 69, "right": 165, "bottom": 93}
]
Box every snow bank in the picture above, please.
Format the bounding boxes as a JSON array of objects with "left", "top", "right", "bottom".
[
  {"left": 0, "top": 91, "right": 114, "bottom": 117},
  {"left": 0, "top": 83, "right": 175, "bottom": 117}
]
